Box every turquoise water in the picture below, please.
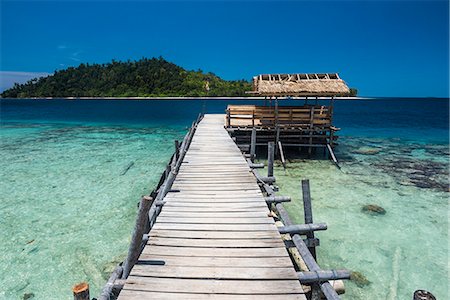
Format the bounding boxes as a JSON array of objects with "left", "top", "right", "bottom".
[
  {"left": 1, "top": 99, "right": 448, "bottom": 299},
  {"left": 0, "top": 122, "right": 186, "bottom": 299},
  {"left": 265, "top": 136, "right": 448, "bottom": 299}
]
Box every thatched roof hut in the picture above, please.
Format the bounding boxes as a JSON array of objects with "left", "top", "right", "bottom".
[{"left": 249, "top": 73, "right": 350, "bottom": 97}]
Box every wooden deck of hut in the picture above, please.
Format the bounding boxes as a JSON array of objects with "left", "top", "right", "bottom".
[{"left": 117, "top": 114, "right": 307, "bottom": 299}]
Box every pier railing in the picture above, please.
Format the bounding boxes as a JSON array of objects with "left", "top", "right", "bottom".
[
  {"left": 247, "top": 140, "right": 350, "bottom": 300},
  {"left": 76, "top": 113, "right": 349, "bottom": 300},
  {"left": 95, "top": 113, "right": 204, "bottom": 300}
]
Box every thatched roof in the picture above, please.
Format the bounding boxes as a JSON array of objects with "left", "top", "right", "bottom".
[{"left": 249, "top": 73, "right": 350, "bottom": 97}]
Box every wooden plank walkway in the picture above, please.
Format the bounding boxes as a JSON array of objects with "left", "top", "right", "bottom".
[{"left": 119, "top": 114, "right": 306, "bottom": 299}]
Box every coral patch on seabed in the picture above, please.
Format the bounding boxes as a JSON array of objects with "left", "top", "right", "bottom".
[
  {"left": 361, "top": 204, "right": 386, "bottom": 215},
  {"left": 350, "top": 271, "right": 371, "bottom": 287},
  {"left": 22, "top": 293, "right": 35, "bottom": 300}
]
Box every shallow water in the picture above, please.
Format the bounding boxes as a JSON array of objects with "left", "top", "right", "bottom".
[
  {"left": 0, "top": 122, "right": 185, "bottom": 298},
  {"left": 263, "top": 136, "right": 448, "bottom": 299},
  {"left": 1, "top": 98, "right": 448, "bottom": 299}
]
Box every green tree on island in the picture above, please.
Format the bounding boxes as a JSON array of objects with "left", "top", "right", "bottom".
[{"left": 1, "top": 57, "right": 252, "bottom": 98}]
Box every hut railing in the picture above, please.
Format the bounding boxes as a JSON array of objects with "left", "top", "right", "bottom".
[
  {"left": 97, "top": 113, "right": 204, "bottom": 300},
  {"left": 226, "top": 105, "right": 334, "bottom": 129}
]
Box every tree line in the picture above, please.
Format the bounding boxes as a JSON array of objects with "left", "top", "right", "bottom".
[
  {"left": 1, "top": 57, "right": 357, "bottom": 98},
  {"left": 1, "top": 57, "right": 252, "bottom": 98}
]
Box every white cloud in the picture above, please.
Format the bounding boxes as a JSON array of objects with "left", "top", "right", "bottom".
[{"left": 0, "top": 71, "right": 52, "bottom": 92}]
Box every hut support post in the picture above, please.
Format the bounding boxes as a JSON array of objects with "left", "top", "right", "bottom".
[
  {"left": 274, "top": 97, "right": 279, "bottom": 128},
  {"left": 326, "top": 144, "right": 340, "bottom": 169},
  {"left": 329, "top": 97, "right": 335, "bottom": 147},
  {"left": 302, "top": 179, "right": 317, "bottom": 259},
  {"left": 250, "top": 127, "right": 257, "bottom": 162},
  {"left": 275, "top": 126, "right": 280, "bottom": 156},
  {"left": 122, "top": 196, "right": 154, "bottom": 279},
  {"left": 267, "top": 142, "right": 274, "bottom": 177},
  {"left": 308, "top": 107, "right": 315, "bottom": 156},
  {"left": 278, "top": 141, "right": 286, "bottom": 170}
]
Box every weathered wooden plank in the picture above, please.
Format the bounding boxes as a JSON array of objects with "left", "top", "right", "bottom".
[
  {"left": 157, "top": 211, "right": 270, "bottom": 218},
  {"left": 147, "top": 237, "right": 284, "bottom": 248},
  {"left": 174, "top": 178, "right": 255, "bottom": 182},
  {"left": 142, "top": 245, "right": 288, "bottom": 257},
  {"left": 152, "top": 223, "right": 277, "bottom": 232},
  {"left": 123, "top": 277, "right": 304, "bottom": 295},
  {"left": 149, "top": 229, "right": 281, "bottom": 239},
  {"left": 164, "top": 197, "right": 264, "bottom": 203},
  {"left": 118, "top": 290, "right": 306, "bottom": 300},
  {"left": 137, "top": 255, "right": 294, "bottom": 268},
  {"left": 130, "top": 265, "right": 297, "bottom": 279},
  {"left": 156, "top": 217, "right": 274, "bottom": 224},
  {"left": 173, "top": 181, "right": 258, "bottom": 186},
  {"left": 160, "top": 206, "right": 270, "bottom": 213},
  {"left": 171, "top": 186, "right": 262, "bottom": 191},
  {"left": 163, "top": 202, "right": 266, "bottom": 208}
]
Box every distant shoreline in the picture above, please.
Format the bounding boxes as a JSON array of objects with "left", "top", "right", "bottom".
[
  {"left": 1, "top": 96, "right": 447, "bottom": 101},
  {"left": 1, "top": 96, "right": 374, "bottom": 100}
]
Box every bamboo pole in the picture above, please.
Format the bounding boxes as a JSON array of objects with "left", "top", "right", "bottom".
[
  {"left": 98, "top": 265, "right": 123, "bottom": 300},
  {"left": 279, "top": 223, "right": 327, "bottom": 235},
  {"left": 297, "top": 270, "right": 350, "bottom": 283},
  {"left": 122, "top": 196, "right": 154, "bottom": 279},
  {"left": 250, "top": 127, "right": 256, "bottom": 162},
  {"left": 275, "top": 126, "right": 280, "bottom": 156},
  {"left": 267, "top": 142, "right": 274, "bottom": 177},
  {"left": 326, "top": 144, "right": 341, "bottom": 169},
  {"left": 309, "top": 107, "right": 315, "bottom": 156},
  {"left": 175, "top": 140, "right": 180, "bottom": 161},
  {"left": 302, "top": 179, "right": 317, "bottom": 259},
  {"left": 278, "top": 141, "right": 286, "bottom": 170}
]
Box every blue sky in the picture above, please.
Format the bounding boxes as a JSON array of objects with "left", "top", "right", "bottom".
[{"left": 1, "top": 0, "right": 449, "bottom": 97}]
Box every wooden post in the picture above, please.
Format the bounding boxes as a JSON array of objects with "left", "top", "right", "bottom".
[
  {"left": 329, "top": 97, "right": 335, "bottom": 147},
  {"left": 327, "top": 144, "right": 341, "bottom": 169},
  {"left": 72, "top": 282, "right": 89, "bottom": 300},
  {"left": 309, "top": 107, "right": 315, "bottom": 156},
  {"left": 274, "top": 97, "right": 279, "bottom": 128},
  {"left": 226, "top": 108, "right": 231, "bottom": 128},
  {"left": 175, "top": 140, "right": 180, "bottom": 161},
  {"left": 278, "top": 141, "right": 286, "bottom": 170},
  {"left": 275, "top": 126, "right": 280, "bottom": 156},
  {"left": 122, "top": 196, "right": 154, "bottom": 279},
  {"left": 268, "top": 142, "right": 274, "bottom": 177},
  {"left": 302, "top": 179, "right": 316, "bottom": 259},
  {"left": 250, "top": 127, "right": 256, "bottom": 162},
  {"left": 297, "top": 270, "right": 351, "bottom": 283},
  {"left": 98, "top": 265, "right": 123, "bottom": 300}
]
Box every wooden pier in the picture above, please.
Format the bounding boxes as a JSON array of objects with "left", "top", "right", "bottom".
[
  {"left": 118, "top": 114, "right": 307, "bottom": 299},
  {"left": 93, "top": 113, "right": 350, "bottom": 300}
]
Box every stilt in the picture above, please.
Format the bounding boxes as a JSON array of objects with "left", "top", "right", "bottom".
[
  {"left": 267, "top": 141, "right": 274, "bottom": 177},
  {"left": 326, "top": 144, "right": 340, "bottom": 169},
  {"left": 250, "top": 127, "right": 256, "bottom": 162},
  {"left": 278, "top": 141, "right": 286, "bottom": 170}
]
